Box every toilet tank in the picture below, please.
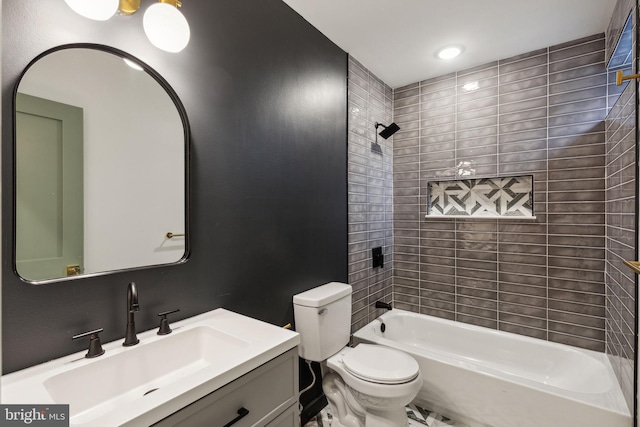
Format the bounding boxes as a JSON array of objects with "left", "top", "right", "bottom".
[{"left": 293, "top": 282, "right": 352, "bottom": 362}]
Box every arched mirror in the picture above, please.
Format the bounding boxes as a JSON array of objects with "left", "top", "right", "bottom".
[{"left": 13, "top": 44, "right": 190, "bottom": 284}]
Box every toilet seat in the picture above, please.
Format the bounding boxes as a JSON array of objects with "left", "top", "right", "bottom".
[{"left": 342, "top": 344, "right": 419, "bottom": 384}]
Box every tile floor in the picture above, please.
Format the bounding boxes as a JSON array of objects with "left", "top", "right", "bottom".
[{"left": 303, "top": 403, "right": 468, "bottom": 427}]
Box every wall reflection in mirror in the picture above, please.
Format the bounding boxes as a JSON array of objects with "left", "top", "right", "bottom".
[{"left": 14, "top": 45, "right": 189, "bottom": 283}]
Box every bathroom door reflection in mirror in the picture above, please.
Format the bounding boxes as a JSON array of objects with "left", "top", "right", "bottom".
[{"left": 14, "top": 45, "right": 189, "bottom": 283}]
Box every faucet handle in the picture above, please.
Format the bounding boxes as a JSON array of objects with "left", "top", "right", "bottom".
[
  {"left": 72, "top": 328, "right": 106, "bottom": 358},
  {"left": 157, "top": 309, "right": 180, "bottom": 335}
]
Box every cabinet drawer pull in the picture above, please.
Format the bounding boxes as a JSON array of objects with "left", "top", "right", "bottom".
[{"left": 222, "top": 407, "right": 249, "bottom": 427}]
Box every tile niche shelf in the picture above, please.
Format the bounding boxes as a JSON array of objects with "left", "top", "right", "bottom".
[{"left": 426, "top": 175, "right": 535, "bottom": 219}]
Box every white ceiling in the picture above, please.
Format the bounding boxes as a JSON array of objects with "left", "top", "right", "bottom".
[{"left": 281, "top": 0, "right": 619, "bottom": 88}]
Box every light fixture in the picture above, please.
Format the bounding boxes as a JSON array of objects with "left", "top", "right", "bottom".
[
  {"left": 64, "top": 0, "right": 190, "bottom": 53},
  {"left": 371, "top": 122, "right": 400, "bottom": 154},
  {"left": 436, "top": 46, "right": 463, "bottom": 60},
  {"left": 118, "top": 0, "right": 142, "bottom": 15},
  {"left": 64, "top": 0, "right": 119, "bottom": 21},
  {"left": 143, "top": 0, "right": 191, "bottom": 53}
]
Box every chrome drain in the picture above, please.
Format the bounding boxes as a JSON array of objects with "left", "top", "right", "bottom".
[{"left": 143, "top": 388, "right": 159, "bottom": 396}]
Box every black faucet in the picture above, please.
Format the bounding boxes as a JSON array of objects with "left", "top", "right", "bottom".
[
  {"left": 72, "top": 328, "right": 105, "bottom": 358},
  {"left": 123, "top": 282, "right": 140, "bottom": 346},
  {"left": 375, "top": 300, "right": 392, "bottom": 311}
]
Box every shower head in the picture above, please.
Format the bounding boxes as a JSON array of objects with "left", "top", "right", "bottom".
[
  {"left": 375, "top": 122, "right": 400, "bottom": 139},
  {"left": 371, "top": 121, "right": 400, "bottom": 155}
]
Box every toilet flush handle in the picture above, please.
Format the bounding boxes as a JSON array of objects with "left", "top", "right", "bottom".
[{"left": 318, "top": 308, "right": 328, "bottom": 315}]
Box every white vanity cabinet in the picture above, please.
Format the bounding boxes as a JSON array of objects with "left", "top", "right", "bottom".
[
  {"left": 2, "top": 309, "right": 300, "bottom": 427},
  {"left": 152, "top": 347, "right": 299, "bottom": 427}
]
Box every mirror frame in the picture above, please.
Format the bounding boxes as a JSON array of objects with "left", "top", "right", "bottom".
[{"left": 12, "top": 43, "right": 191, "bottom": 284}]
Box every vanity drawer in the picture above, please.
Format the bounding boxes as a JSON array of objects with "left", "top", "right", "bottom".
[
  {"left": 153, "top": 348, "right": 298, "bottom": 427},
  {"left": 265, "top": 404, "right": 298, "bottom": 427}
]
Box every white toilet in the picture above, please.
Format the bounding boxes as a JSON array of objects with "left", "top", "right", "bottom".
[{"left": 293, "top": 282, "right": 422, "bottom": 427}]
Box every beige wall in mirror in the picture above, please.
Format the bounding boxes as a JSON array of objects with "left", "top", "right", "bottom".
[{"left": 15, "top": 47, "right": 187, "bottom": 283}]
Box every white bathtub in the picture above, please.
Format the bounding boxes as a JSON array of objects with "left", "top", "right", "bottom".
[{"left": 352, "top": 309, "right": 631, "bottom": 427}]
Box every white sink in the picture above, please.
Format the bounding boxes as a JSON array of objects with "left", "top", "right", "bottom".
[
  {"left": 44, "top": 326, "right": 249, "bottom": 424},
  {"left": 2, "top": 309, "right": 299, "bottom": 427}
]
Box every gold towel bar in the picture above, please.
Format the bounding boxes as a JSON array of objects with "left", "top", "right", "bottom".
[
  {"left": 616, "top": 70, "right": 640, "bottom": 86},
  {"left": 623, "top": 260, "right": 640, "bottom": 275},
  {"left": 166, "top": 232, "right": 185, "bottom": 239}
]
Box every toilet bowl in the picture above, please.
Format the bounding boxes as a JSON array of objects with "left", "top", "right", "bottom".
[
  {"left": 323, "top": 345, "right": 422, "bottom": 427},
  {"left": 292, "top": 282, "right": 422, "bottom": 427}
]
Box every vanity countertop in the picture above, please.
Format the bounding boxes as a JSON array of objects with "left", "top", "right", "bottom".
[{"left": 1, "top": 308, "right": 300, "bottom": 426}]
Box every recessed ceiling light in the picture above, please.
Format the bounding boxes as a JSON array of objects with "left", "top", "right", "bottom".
[{"left": 436, "top": 46, "right": 463, "bottom": 60}]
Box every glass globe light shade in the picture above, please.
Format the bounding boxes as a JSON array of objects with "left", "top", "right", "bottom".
[
  {"left": 143, "top": 3, "right": 191, "bottom": 53},
  {"left": 64, "top": 0, "right": 119, "bottom": 21}
]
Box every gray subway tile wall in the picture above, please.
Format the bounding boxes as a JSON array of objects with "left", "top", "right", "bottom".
[
  {"left": 606, "top": 0, "right": 634, "bottom": 65},
  {"left": 547, "top": 35, "right": 608, "bottom": 350},
  {"left": 347, "top": 57, "right": 394, "bottom": 331},
  {"left": 605, "top": 0, "right": 635, "bottom": 412},
  {"left": 605, "top": 73, "right": 636, "bottom": 413},
  {"left": 392, "top": 34, "right": 610, "bottom": 352},
  {"left": 347, "top": 1, "right": 635, "bottom": 412}
]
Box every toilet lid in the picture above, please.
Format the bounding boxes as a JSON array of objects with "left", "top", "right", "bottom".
[{"left": 342, "top": 344, "right": 419, "bottom": 384}]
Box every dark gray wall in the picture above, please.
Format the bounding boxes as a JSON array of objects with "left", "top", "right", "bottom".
[{"left": 2, "top": 0, "right": 348, "bottom": 373}]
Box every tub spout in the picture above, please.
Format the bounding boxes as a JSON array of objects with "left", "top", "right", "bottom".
[{"left": 375, "top": 300, "right": 392, "bottom": 310}]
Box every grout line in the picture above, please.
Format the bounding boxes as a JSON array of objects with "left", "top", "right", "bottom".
[
  {"left": 545, "top": 46, "right": 550, "bottom": 343},
  {"left": 454, "top": 69, "right": 459, "bottom": 323}
]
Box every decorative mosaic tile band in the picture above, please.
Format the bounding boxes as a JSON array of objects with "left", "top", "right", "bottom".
[{"left": 427, "top": 175, "right": 534, "bottom": 218}]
